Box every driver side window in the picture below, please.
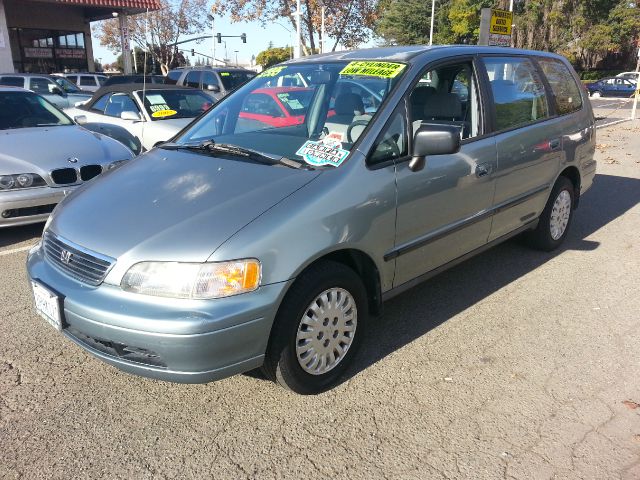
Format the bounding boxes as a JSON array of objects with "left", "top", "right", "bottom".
[{"left": 368, "top": 107, "right": 407, "bottom": 166}]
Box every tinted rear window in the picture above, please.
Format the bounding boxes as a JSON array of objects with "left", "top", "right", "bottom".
[
  {"left": 166, "top": 70, "right": 182, "bottom": 85},
  {"left": 538, "top": 58, "right": 583, "bottom": 115},
  {"left": 0, "top": 76, "right": 25, "bottom": 87},
  {"left": 219, "top": 71, "right": 255, "bottom": 91}
]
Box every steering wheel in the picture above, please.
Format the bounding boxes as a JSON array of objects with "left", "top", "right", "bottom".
[{"left": 346, "top": 119, "right": 371, "bottom": 143}]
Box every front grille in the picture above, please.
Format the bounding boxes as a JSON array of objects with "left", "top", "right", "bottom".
[
  {"left": 43, "top": 232, "right": 114, "bottom": 286},
  {"left": 51, "top": 168, "right": 78, "bottom": 185},
  {"left": 80, "top": 165, "right": 102, "bottom": 181},
  {"left": 66, "top": 327, "right": 167, "bottom": 368},
  {"left": 2, "top": 203, "right": 55, "bottom": 218}
]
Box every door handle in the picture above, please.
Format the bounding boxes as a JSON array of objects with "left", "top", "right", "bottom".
[
  {"left": 549, "top": 138, "right": 561, "bottom": 150},
  {"left": 476, "top": 163, "right": 491, "bottom": 178}
]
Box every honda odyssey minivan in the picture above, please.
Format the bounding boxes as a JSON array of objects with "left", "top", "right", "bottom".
[{"left": 27, "top": 45, "right": 596, "bottom": 394}]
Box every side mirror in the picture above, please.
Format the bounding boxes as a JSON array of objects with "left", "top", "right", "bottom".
[
  {"left": 206, "top": 84, "right": 220, "bottom": 93},
  {"left": 120, "top": 111, "right": 142, "bottom": 121},
  {"left": 74, "top": 115, "right": 87, "bottom": 125},
  {"left": 49, "top": 85, "right": 65, "bottom": 96},
  {"left": 409, "top": 124, "right": 461, "bottom": 172}
]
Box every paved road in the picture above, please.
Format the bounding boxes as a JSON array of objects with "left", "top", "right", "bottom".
[
  {"left": 1, "top": 123, "right": 640, "bottom": 479},
  {"left": 590, "top": 97, "right": 637, "bottom": 127}
]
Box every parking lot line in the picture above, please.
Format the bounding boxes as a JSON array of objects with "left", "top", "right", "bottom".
[{"left": 0, "top": 244, "right": 36, "bottom": 256}]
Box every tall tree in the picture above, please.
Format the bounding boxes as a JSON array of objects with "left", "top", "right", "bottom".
[
  {"left": 94, "top": 0, "right": 207, "bottom": 75},
  {"left": 211, "top": 0, "right": 378, "bottom": 53}
]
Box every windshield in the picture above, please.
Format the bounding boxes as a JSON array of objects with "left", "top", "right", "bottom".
[
  {"left": 176, "top": 61, "right": 407, "bottom": 167},
  {"left": 135, "top": 89, "right": 214, "bottom": 121},
  {"left": 55, "top": 77, "right": 82, "bottom": 94},
  {"left": 219, "top": 71, "right": 256, "bottom": 91},
  {"left": 0, "top": 91, "right": 73, "bottom": 130}
]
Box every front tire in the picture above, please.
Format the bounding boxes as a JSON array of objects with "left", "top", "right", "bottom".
[
  {"left": 525, "top": 176, "right": 575, "bottom": 251},
  {"left": 262, "top": 260, "right": 368, "bottom": 394}
]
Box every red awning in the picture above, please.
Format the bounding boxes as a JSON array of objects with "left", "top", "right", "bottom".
[{"left": 53, "top": 0, "right": 161, "bottom": 8}]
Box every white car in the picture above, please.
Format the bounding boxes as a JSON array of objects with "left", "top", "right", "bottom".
[
  {"left": 616, "top": 71, "right": 640, "bottom": 82},
  {"left": 65, "top": 85, "right": 216, "bottom": 150}
]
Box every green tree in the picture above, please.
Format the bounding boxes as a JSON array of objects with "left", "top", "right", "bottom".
[{"left": 256, "top": 47, "right": 292, "bottom": 68}]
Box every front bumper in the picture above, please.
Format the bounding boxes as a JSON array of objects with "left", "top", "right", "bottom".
[
  {"left": 26, "top": 246, "right": 291, "bottom": 383},
  {"left": 0, "top": 186, "right": 71, "bottom": 228}
]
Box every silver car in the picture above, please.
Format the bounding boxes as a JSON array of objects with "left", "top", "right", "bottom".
[
  {"left": 0, "top": 87, "right": 134, "bottom": 228},
  {"left": 27, "top": 46, "right": 596, "bottom": 394}
]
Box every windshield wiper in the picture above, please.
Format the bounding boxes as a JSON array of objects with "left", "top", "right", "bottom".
[{"left": 159, "top": 140, "right": 313, "bottom": 170}]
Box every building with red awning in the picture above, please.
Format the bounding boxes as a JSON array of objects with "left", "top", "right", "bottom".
[{"left": 0, "top": 0, "right": 160, "bottom": 73}]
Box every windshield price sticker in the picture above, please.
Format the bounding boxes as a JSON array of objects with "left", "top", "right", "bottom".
[
  {"left": 150, "top": 104, "right": 177, "bottom": 118},
  {"left": 339, "top": 61, "right": 406, "bottom": 79},
  {"left": 220, "top": 72, "right": 230, "bottom": 76},
  {"left": 258, "top": 66, "right": 286, "bottom": 78},
  {"left": 145, "top": 94, "right": 166, "bottom": 105},
  {"left": 296, "top": 140, "right": 349, "bottom": 167}
]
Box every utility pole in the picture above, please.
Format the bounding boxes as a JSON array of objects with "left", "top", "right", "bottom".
[
  {"left": 321, "top": 5, "right": 326, "bottom": 54},
  {"left": 207, "top": 14, "right": 216, "bottom": 66},
  {"left": 429, "top": 0, "right": 435, "bottom": 46},
  {"left": 295, "top": 0, "right": 302, "bottom": 58}
]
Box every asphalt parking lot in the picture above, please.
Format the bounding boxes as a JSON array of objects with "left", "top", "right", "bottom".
[{"left": 1, "top": 120, "right": 640, "bottom": 479}]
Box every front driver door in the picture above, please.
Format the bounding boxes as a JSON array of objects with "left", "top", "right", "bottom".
[{"left": 391, "top": 58, "right": 497, "bottom": 287}]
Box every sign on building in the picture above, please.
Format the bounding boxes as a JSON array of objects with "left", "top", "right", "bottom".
[{"left": 478, "top": 8, "right": 513, "bottom": 47}]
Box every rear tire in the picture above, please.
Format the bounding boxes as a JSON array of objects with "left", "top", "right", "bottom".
[
  {"left": 591, "top": 91, "right": 602, "bottom": 98},
  {"left": 525, "top": 176, "right": 575, "bottom": 251},
  {"left": 261, "top": 260, "right": 368, "bottom": 395}
]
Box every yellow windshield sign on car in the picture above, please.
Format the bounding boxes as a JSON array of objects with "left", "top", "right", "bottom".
[
  {"left": 258, "top": 66, "right": 286, "bottom": 78},
  {"left": 339, "top": 61, "right": 406, "bottom": 79},
  {"left": 151, "top": 109, "right": 177, "bottom": 118}
]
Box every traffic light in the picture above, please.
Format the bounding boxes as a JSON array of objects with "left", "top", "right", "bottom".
[
  {"left": 216, "top": 33, "right": 222, "bottom": 43},
  {"left": 241, "top": 33, "right": 247, "bottom": 43},
  {"left": 191, "top": 49, "right": 194, "bottom": 56}
]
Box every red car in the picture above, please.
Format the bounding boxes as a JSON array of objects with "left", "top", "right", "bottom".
[{"left": 239, "top": 87, "right": 313, "bottom": 127}]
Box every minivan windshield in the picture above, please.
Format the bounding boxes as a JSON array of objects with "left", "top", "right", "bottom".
[{"left": 175, "top": 61, "right": 407, "bottom": 168}]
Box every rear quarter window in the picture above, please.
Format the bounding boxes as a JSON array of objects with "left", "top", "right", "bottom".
[
  {"left": 166, "top": 70, "right": 182, "bottom": 85},
  {"left": 537, "top": 58, "right": 583, "bottom": 115},
  {"left": 0, "top": 76, "right": 25, "bottom": 88}
]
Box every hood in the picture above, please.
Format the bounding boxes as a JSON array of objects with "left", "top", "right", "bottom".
[
  {"left": 49, "top": 148, "right": 322, "bottom": 272},
  {"left": 0, "top": 126, "right": 133, "bottom": 178},
  {"left": 146, "top": 117, "right": 193, "bottom": 134}
]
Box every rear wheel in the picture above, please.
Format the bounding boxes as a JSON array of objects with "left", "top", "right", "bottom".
[
  {"left": 525, "top": 176, "right": 575, "bottom": 251},
  {"left": 262, "top": 260, "right": 368, "bottom": 394},
  {"left": 591, "top": 91, "right": 602, "bottom": 98}
]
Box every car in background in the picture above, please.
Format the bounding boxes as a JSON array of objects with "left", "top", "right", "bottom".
[
  {"left": 586, "top": 77, "right": 637, "bottom": 98},
  {"left": 57, "top": 73, "right": 107, "bottom": 92},
  {"left": 0, "top": 73, "right": 92, "bottom": 108},
  {"left": 615, "top": 71, "right": 640, "bottom": 82},
  {"left": 166, "top": 67, "right": 256, "bottom": 100},
  {"left": 0, "top": 87, "right": 133, "bottom": 227},
  {"left": 238, "top": 87, "right": 313, "bottom": 128},
  {"left": 64, "top": 84, "right": 215, "bottom": 150},
  {"left": 101, "top": 75, "right": 165, "bottom": 87}
]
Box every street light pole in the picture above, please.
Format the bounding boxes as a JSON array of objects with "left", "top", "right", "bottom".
[
  {"left": 207, "top": 14, "right": 216, "bottom": 66},
  {"left": 321, "top": 6, "right": 326, "bottom": 54},
  {"left": 295, "top": 0, "right": 302, "bottom": 58},
  {"left": 429, "top": 0, "right": 435, "bottom": 46}
]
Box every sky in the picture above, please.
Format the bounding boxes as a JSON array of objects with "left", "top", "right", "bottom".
[{"left": 91, "top": 11, "right": 376, "bottom": 68}]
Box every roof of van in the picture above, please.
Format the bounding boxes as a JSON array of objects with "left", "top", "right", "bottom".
[{"left": 283, "top": 45, "right": 565, "bottom": 64}]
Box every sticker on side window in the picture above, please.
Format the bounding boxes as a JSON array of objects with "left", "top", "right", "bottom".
[
  {"left": 258, "top": 66, "right": 286, "bottom": 77},
  {"left": 296, "top": 140, "right": 349, "bottom": 167},
  {"left": 339, "top": 61, "right": 406, "bottom": 78}
]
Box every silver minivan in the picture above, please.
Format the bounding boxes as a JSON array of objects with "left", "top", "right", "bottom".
[{"left": 27, "top": 46, "right": 596, "bottom": 394}]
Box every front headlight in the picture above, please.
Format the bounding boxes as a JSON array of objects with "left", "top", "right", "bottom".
[
  {"left": 121, "top": 259, "right": 261, "bottom": 299},
  {"left": 0, "top": 173, "right": 46, "bottom": 190}
]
